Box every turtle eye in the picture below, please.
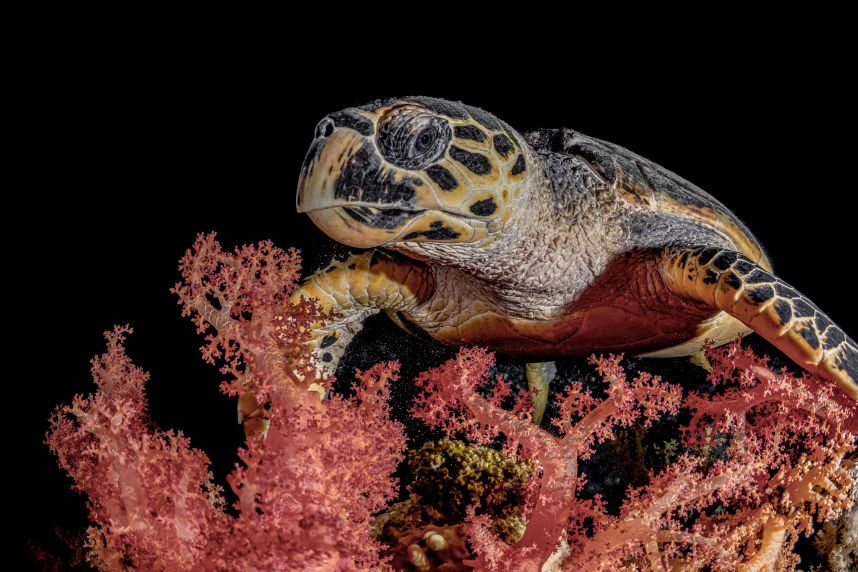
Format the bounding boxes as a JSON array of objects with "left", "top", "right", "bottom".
[
  {"left": 377, "top": 106, "right": 451, "bottom": 170},
  {"left": 409, "top": 127, "right": 438, "bottom": 158}
]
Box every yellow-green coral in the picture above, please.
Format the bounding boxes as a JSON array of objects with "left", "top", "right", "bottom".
[
  {"left": 374, "top": 439, "right": 534, "bottom": 558},
  {"left": 407, "top": 440, "right": 533, "bottom": 542}
]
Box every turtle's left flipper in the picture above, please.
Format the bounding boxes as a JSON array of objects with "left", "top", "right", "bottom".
[
  {"left": 661, "top": 247, "right": 858, "bottom": 401},
  {"left": 526, "top": 361, "right": 555, "bottom": 425}
]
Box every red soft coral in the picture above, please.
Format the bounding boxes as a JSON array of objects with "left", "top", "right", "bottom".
[
  {"left": 409, "top": 343, "right": 856, "bottom": 571},
  {"left": 48, "top": 234, "right": 407, "bottom": 570},
  {"left": 215, "top": 360, "right": 406, "bottom": 571},
  {"left": 411, "top": 348, "right": 685, "bottom": 570},
  {"left": 46, "top": 325, "right": 225, "bottom": 570}
]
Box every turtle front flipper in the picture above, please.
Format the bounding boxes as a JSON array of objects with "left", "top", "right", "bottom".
[
  {"left": 238, "top": 250, "right": 434, "bottom": 436},
  {"left": 294, "top": 249, "right": 435, "bottom": 375},
  {"left": 661, "top": 246, "right": 858, "bottom": 401}
]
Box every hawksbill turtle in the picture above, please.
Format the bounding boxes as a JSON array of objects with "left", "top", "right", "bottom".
[{"left": 276, "top": 96, "right": 857, "bottom": 424}]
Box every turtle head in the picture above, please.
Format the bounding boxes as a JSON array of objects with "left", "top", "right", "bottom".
[{"left": 297, "top": 97, "right": 528, "bottom": 250}]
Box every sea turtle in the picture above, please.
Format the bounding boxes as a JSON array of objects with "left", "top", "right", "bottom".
[{"left": 280, "top": 96, "right": 857, "bottom": 424}]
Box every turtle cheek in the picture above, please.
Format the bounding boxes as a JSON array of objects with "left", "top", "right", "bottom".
[
  {"left": 393, "top": 212, "right": 483, "bottom": 245},
  {"left": 422, "top": 152, "right": 504, "bottom": 214}
]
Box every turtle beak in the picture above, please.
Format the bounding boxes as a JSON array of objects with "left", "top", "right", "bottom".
[
  {"left": 296, "top": 114, "right": 444, "bottom": 248},
  {"left": 296, "top": 120, "right": 361, "bottom": 214}
]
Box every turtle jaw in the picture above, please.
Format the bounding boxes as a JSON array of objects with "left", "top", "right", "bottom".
[{"left": 300, "top": 205, "right": 428, "bottom": 249}]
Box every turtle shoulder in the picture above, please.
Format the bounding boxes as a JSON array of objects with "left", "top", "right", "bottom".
[{"left": 523, "top": 127, "right": 769, "bottom": 268}]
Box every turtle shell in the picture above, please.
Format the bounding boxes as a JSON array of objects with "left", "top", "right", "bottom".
[{"left": 524, "top": 127, "right": 771, "bottom": 272}]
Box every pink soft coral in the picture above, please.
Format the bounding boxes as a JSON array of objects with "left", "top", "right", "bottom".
[
  {"left": 47, "top": 234, "right": 407, "bottom": 570},
  {"left": 46, "top": 325, "right": 224, "bottom": 570},
  {"left": 410, "top": 344, "right": 856, "bottom": 571}
]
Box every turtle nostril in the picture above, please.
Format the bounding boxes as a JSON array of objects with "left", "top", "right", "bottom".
[{"left": 314, "top": 118, "right": 335, "bottom": 140}]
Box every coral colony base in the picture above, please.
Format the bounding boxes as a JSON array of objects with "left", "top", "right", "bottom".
[{"left": 47, "top": 234, "right": 856, "bottom": 571}]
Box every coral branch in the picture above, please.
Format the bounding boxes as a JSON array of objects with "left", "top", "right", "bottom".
[
  {"left": 48, "top": 235, "right": 408, "bottom": 570},
  {"left": 408, "top": 342, "right": 855, "bottom": 571}
]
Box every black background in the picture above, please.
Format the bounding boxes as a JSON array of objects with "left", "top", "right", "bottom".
[{"left": 17, "top": 16, "right": 856, "bottom": 569}]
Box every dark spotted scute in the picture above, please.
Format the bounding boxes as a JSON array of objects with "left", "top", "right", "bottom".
[
  {"left": 449, "top": 145, "right": 492, "bottom": 175},
  {"left": 814, "top": 313, "right": 834, "bottom": 336},
  {"left": 469, "top": 198, "right": 498, "bottom": 216},
  {"left": 724, "top": 272, "right": 742, "bottom": 289},
  {"left": 425, "top": 164, "right": 459, "bottom": 191},
  {"left": 510, "top": 154, "right": 526, "bottom": 175},
  {"left": 733, "top": 260, "right": 756, "bottom": 275},
  {"left": 836, "top": 345, "right": 858, "bottom": 381},
  {"left": 320, "top": 332, "right": 338, "bottom": 348},
  {"left": 454, "top": 125, "right": 487, "bottom": 142},
  {"left": 773, "top": 299, "right": 792, "bottom": 325},
  {"left": 746, "top": 269, "right": 775, "bottom": 284},
  {"left": 775, "top": 283, "right": 799, "bottom": 299},
  {"left": 696, "top": 248, "right": 719, "bottom": 266},
  {"left": 796, "top": 323, "right": 820, "bottom": 349},
  {"left": 334, "top": 140, "right": 421, "bottom": 205},
  {"left": 712, "top": 251, "right": 739, "bottom": 271},
  {"left": 403, "top": 221, "right": 461, "bottom": 241},
  {"left": 823, "top": 327, "right": 846, "bottom": 350},
  {"left": 672, "top": 246, "right": 858, "bottom": 397},
  {"left": 329, "top": 110, "right": 374, "bottom": 136},
  {"left": 404, "top": 96, "right": 468, "bottom": 120},
  {"left": 493, "top": 134, "right": 513, "bottom": 158},
  {"left": 747, "top": 284, "right": 774, "bottom": 304},
  {"left": 792, "top": 299, "right": 816, "bottom": 318}
]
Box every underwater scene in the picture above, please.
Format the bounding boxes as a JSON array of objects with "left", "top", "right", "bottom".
[{"left": 24, "top": 31, "right": 857, "bottom": 572}]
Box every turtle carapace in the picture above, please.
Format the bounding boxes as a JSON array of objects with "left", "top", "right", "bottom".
[{"left": 286, "top": 96, "right": 857, "bottom": 423}]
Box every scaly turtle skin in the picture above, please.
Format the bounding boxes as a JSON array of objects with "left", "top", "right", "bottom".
[{"left": 277, "top": 96, "right": 856, "bottom": 424}]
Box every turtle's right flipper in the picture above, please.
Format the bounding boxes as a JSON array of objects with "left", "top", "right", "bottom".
[
  {"left": 240, "top": 250, "right": 433, "bottom": 437},
  {"left": 291, "top": 250, "right": 435, "bottom": 376},
  {"left": 661, "top": 247, "right": 858, "bottom": 401}
]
